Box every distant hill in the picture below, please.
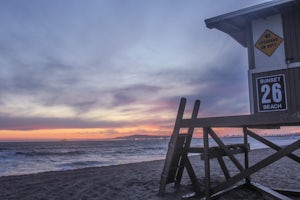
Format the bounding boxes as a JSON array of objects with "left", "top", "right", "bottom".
[
  {"left": 113, "top": 132, "right": 300, "bottom": 141},
  {"left": 114, "top": 134, "right": 169, "bottom": 140}
]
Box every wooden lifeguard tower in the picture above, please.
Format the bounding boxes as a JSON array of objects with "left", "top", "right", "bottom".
[
  {"left": 159, "top": 0, "right": 300, "bottom": 199},
  {"left": 205, "top": 0, "right": 300, "bottom": 116}
]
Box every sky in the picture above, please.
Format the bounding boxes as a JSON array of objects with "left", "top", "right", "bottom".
[{"left": 3, "top": 0, "right": 296, "bottom": 141}]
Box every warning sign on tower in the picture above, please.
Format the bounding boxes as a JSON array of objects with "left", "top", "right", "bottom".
[{"left": 255, "top": 29, "right": 283, "bottom": 56}]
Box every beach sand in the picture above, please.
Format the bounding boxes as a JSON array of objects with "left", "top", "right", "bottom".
[{"left": 0, "top": 148, "right": 299, "bottom": 200}]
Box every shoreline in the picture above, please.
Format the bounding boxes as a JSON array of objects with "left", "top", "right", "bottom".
[
  {"left": 0, "top": 147, "right": 276, "bottom": 178},
  {"left": 0, "top": 148, "right": 299, "bottom": 199},
  {"left": 1, "top": 136, "right": 300, "bottom": 178}
]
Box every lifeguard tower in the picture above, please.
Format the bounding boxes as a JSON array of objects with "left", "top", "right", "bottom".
[
  {"left": 159, "top": 0, "right": 300, "bottom": 199},
  {"left": 205, "top": 0, "right": 300, "bottom": 116}
]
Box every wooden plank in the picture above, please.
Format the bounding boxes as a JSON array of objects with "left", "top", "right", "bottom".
[
  {"left": 203, "top": 127, "right": 211, "bottom": 199},
  {"left": 166, "top": 135, "right": 186, "bottom": 183},
  {"left": 250, "top": 182, "right": 293, "bottom": 200},
  {"left": 210, "top": 139, "right": 300, "bottom": 195},
  {"left": 209, "top": 184, "right": 244, "bottom": 200},
  {"left": 282, "top": 8, "right": 300, "bottom": 63},
  {"left": 245, "top": 128, "right": 300, "bottom": 163},
  {"left": 243, "top": 127, "right": 251, "bottom": 185},
  {"left": 158, "top": 98, "right": 186, "bottom": 196},
  {"left": 207, "top": 128, "right": 244, "bottom": 172},
  {"left": 174, "top": 100, "right": 200, "bottom": 188},
  {"left": 180, "top": 113, "right": 300, "bottom": 128},
  {"left": 282, "top": 10, "right": 292, "bottom": 62},
  {"left": 188, "top": 147, "right": 204, "bottom": 153},
  {"left": 200, "top": 144, "right": 250, "bottom": 159},
  {"left": 289, "top": 68, "right": 300, "bottom": 113},
  {"left": 273, "top": 188, "right": 300, "bottom": 196},
  {"left": 217, "top": 156, "right": 231, "bottom": 180},
  {"left": 159, "top": 98, "right": 202, "bottom": 196},
  {"left": 182, "top": 155, "right": 201, "bottom": 195}
]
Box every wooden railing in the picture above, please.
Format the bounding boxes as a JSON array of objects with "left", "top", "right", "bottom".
[{"left": 158, "top": 98, "right": 300, "bottom": 199}]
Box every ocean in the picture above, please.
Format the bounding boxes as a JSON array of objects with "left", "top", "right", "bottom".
[{"left": 0, "top": 135, "right": 299, "bottom": 177}]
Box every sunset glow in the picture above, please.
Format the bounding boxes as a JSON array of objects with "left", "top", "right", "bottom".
[{"left": 0, "top": 125, "right": 171, "bottom": 141}]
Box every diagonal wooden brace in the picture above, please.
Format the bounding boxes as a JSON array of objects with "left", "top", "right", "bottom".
[
  {"left": 211, "top": 139, "right": 300, "bottom": 195},
  {"left": 244, "top": 128, "right": 300, "bottom": 163},
  {"left": 207, "top": 127, "right": 244, "bottom": 172}
]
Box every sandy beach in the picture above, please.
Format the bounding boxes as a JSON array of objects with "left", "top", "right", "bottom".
[{"left": 0, "top": 148, "right": 299, "bottom": 200}]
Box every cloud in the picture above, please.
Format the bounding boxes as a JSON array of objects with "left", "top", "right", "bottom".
[
  {"left": 0, "top": 115, "right": 122, "bottom": 130},
  {"left": 111, "top": 84, "right": 161, "bottom": 107},
  {"left": 146, "top": 41, "right": 250, "bottom": 117},
  {"left": 0, "top": 109, "right": 175, "bottom": 131},
  {"left": 0, "top": 0, "right": 269, "bottom": 135},
  {"left": 190, "top": 49, "right": 250, "bottom": 116}
]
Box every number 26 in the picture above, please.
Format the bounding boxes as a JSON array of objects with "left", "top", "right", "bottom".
[{"left": 261, "top": 83, "right": 282, "bottom": 104}]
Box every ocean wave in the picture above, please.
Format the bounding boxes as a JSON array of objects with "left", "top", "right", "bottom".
[
  {"left": 141, "top": 146, "right": 165, "bottom": 151},
  {"left": 15, "top": 150, "right": 85, "bottom": 157},
  {"left": 58, "top": 160, "right": 105, "bottom": 168}
]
